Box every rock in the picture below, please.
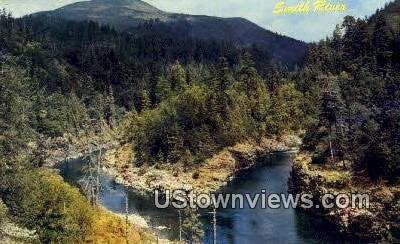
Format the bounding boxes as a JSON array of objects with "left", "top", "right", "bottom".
[{"left": 290, "top": 153, "right": 400, "bottom": 243}]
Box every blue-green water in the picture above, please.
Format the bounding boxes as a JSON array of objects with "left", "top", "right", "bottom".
[{"left": 58, "top": 152, "right": 342, "bottom": 243}]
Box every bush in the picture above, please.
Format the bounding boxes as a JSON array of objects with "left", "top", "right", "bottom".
[
  {"left": 1, "top": 170, "right": 154, "bottom": 243},
  {"left": 1, "top": 170, "right": 93, "bottom": 243}
]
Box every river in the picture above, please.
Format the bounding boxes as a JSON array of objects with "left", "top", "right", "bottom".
[{"left": 58, "top": 152, "right": 342, "bottom": 243}]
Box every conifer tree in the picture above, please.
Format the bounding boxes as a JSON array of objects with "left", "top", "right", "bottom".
[
  {"left": 0, "top": 65, "right": 34, "bottom": 170},
  {"left": 209, "top": 57, "right": 233, "bottom": 122},
  {"left": 372, "top": 14, "right": 395, "bottom": 73},
  {"left": 155, "top": 75, "right": 172, "bottom": 103},
  {"left": 319, "top": 75, "right": 345, "bottom": 163},
  {"left": 238, "top": 53, "right": 269, "bottom": 122},
  {"left": 171, "top": 61, "right": 187, "bottom": 91},
  {"left": 104, "top": 85, "right": 116, "bottom": 128},
  {"left": 139, "top": 89, "right": 152, "bottom": 111}
]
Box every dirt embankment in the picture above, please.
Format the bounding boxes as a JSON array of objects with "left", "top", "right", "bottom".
[
  {"left": 104, "top": 135, "right": 301, "bottom": 195},
  {"left": 289, "top": 153, "right": 400, "bottom": 242}
]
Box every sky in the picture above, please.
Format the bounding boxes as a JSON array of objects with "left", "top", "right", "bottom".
[{"left": 0, "top": 0, "right": 393, "bottom": 42}]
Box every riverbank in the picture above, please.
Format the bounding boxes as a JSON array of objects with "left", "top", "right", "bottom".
[
  {"left": 289, "top": 153, "right": 400, "bottom": 242},
  {"left": 40, "top": 130, "right": 174, "bottom": 244},
  {"left": 43, "top": 127, "right": 118, "bottom": 168},
  {"left": 104, "top": 135, "right": 301, "bottom": 195}
]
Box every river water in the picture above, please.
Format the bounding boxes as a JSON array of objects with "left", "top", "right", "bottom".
[{"left": 58, "top": 152, "right": 342, "bottom": 244}]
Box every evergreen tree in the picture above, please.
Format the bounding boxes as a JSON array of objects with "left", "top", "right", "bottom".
[
  {"left": 68, "top": 92, "right": 89, "bottom": 135},
  {"left": 104, "top": 85, "right": 116, "bottom": 128},
  {"left": 238, "top": 53, "right": 269, "bottom": 123},
  {"left": 267, "top": 83, "right": 303, "bottom": 136},
  {"left": 372, "top": 14, "right": 395, "bottom": 74},
  {"left": 171, "top": 61, "right": 187, "bottom": 92},
  {"left": 139, "top": 89, "right": 152, "bottom": 111},
  {"left": 212, "top": 57, "right": 232, "bottom": 92},
  {"left": 209, "top": 57, "right": 233, "bottom": 123},
  {"left": 318, "top": 75, "right": 346, "bottom": 163},
  {"left": 0, "top": 65, "right": 35, "bottom": 171},
  {"left": 155, "top": 75, "right": 172, "bottom": 103}
]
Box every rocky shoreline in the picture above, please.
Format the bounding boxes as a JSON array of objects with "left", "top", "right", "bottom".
[
  {"left": 289, "top": 153, "right": 400, "bottom": 242},
  {"left": 103, "top": 135, "right": 301, "bottom": 196},
  {"left": 43, "top": 133, "right": 119, "bottom": 168}
]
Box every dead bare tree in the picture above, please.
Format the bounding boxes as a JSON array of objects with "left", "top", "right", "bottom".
[{"left": 82, "top": 147, "right": 102, "bottom": 206}]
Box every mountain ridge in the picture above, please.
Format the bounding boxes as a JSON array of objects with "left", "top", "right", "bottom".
[{"left": 33, "top": 0, "right": 307, "bottom": 65}]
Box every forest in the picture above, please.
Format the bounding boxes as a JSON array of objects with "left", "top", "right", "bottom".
[
  {"left": 0, "top": 0, "right": 399, "bottom": 242},
  {"left": 301, "top": 8, "right": 400, "bottom": 181}
]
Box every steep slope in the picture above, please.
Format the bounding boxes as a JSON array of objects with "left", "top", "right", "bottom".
[{"left": 33, "top": 0, "right": 307, "bottom": 66}]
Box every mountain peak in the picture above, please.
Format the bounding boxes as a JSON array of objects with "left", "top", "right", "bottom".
[
  {"left": 91, "top": 0, "right": 152, "bottom": 7},
  {"left": 34, "top": 0, "right": 307, "bottom": 65},
  {"left": 58, "top": 0, "right": 163, "bottom": 13}
]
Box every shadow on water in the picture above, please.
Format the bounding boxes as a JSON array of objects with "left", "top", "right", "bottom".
[{"left": 58, "top": 152, "right": 342, "bottom": 243}]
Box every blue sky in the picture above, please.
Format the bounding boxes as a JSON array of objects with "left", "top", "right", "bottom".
[{"left": 0, "top": 0, "right": 393, "bottom": 42}]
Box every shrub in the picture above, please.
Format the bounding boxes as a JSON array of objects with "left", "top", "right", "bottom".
[{"left": 1, "top": 170, "right": 93, "bottom": 243}]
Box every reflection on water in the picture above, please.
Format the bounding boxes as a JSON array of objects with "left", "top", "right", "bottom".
[{"left": 59, "top": 152, "right": 342, "bottom": 243}]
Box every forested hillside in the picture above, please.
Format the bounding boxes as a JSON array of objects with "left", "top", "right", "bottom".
[
  {"left": 297, "top": 6, "right": 400, "bottom": 182},
  {"left": 0, "top": 9, "right": 308, "bottom": 242},
  {"left": 289, "top": 4, "right": 400, "bottom": 240},
  {"left": 34, "top": 0, "right": 308, "bottom": 66},
  {"left": 0, "top": 0, "right": 399, "bottom": 242},
  {"left": 1, "top": 9, "right": 310, "bottom": 168}
]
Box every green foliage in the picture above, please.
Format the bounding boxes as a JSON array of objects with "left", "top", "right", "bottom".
[
  {"left": 266, "top": 83, "right": 304, "bottom": 136},
  {"left": 0, "top": 8, "right": 314, "bottom": 244},
  {"left": 1, "top": 170, "right": 93, "bottom": 243},
  {"left": 0, "top": 10, "right": 290, "bottom": 166},
  {"left": 133, "top": 84, "right": 214, "bottom": 166},
  {"left": 301, "top": 10, "right": 400, "bottom": 181},
  {"left": 0, "top": 65, "right": 35, "bottom": 170},
  {"left": 132, "top": 55, "right": 308, "bottom": 166},
  {"left": 171, "top": 61, "right": 187, "bottom": 91},
  {"left": 237, "top": 53, "right": 270, "bottom": 123},
  {"left": 35, "top": 92, "right": 90, "bottom": 137},
  {"left": 155, "top": 75, "right": 172, "bottom": 103},
  {"left": 139, "top": 89, "right": 152, "bottom": 111},
  {"left": 104, "top": 86, "right": 116, "bottom": 128}
]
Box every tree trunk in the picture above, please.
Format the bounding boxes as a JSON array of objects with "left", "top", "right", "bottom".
[{"left": 328, "top": 128, "right": 334, "bottom": 162}]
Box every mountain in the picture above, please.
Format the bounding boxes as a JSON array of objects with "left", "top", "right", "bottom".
[
  {"left": 33, "top": 0, "right": 307, "bottom": 66},
  {"left": 38, "top": 0, "right": 170, "bottom": 29}
]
